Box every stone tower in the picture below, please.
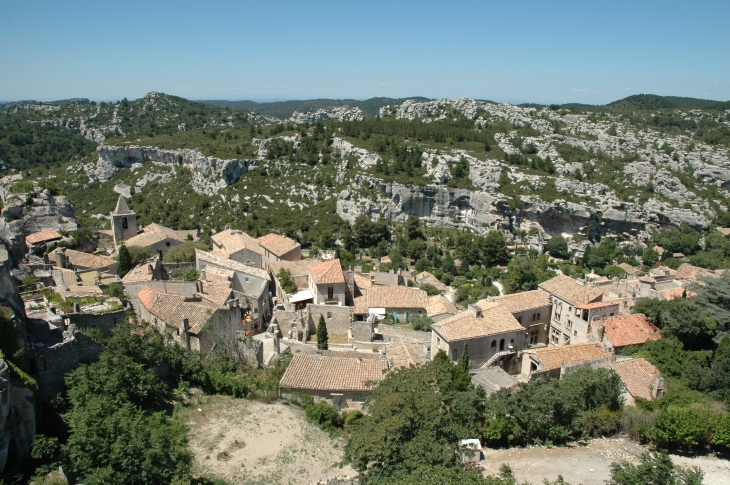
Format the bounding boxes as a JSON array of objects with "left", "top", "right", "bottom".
[{"left": 110, "top": 195, "right": 137, "bottom": 247}]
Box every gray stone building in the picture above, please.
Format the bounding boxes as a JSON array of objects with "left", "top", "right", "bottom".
[
  {"left": 211, "top": 229, "right": 263, "bottom": 268},
  {"left": 430, "top": 301, "right": 525, "bottom": 369},
  {"left": 538, "top": 275, "right": 604, "bottom": 347}
]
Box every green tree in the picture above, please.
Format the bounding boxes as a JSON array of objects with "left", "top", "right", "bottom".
[
  {"left": 116, "top": 245, "right": 133, "bottom": 278},
  {"left": 419, "top": 283, "right": 441, "bottom": 296},
  {"left": 608, "top": 451, "right": 703, "bottom": 485},
  {"left": 345, "top": 351, "right": 485, "bottom": 480},
  {"left": 642, "top": 246, "right": 659, "bottom": 267},
  {"left": 633, "top": 298, "right": 716, "bottom": 350},
  {"left": 458, "top": 341, "right": 469, "bottom": 371},
  {"left": 545, "top": 236, "right": 570, "bottom": 259},
  {"left": 503, "top": 255, "right": 553, "bottom": 293},
  {"left": 317, "top": 315, "right": 328, "bottom": 350},
  {"left": 481, "top": 231, "right": 510, "bottom": 266},
  {"left": 181, "top": 268, "right": 199, "bottom": 281},
  {"left": 126, "top": 245, "right": 153, "bottom": 265},
  {"left": 690, "top": 271, "right": 730, "bottom": 332}
]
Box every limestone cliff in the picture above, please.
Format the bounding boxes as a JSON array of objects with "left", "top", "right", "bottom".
[
  {"left": 0, "top": 175, "right": 77, "bottom": 237},
  {"left": 85, "top": 145, "right": 257, "bottom": 195}
]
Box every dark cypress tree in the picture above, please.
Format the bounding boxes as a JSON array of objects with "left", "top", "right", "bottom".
[
  {"left": 458, "top": 341, "right": 469, "bottom": 372},
  {"left": 117, "top": 244, "right": 133, "bottom": 278},
  {"left": 317, "top": 315, "right": 329, "bottom": 350}
]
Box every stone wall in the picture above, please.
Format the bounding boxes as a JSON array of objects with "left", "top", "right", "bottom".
[
  {"left": 64, "top": 308, "right": 127, "bottom": 337},
  {"left": 306, "top": 304, "right": 352, "bottom": 336},
  {"left": 29, "top": 330, "right": 104, "bottom": 402},
  {"left": 161, "top": 261, "right": 195, "bottom": 279}
]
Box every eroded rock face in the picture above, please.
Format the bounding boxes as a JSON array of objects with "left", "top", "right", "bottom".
[
  {"left": 289, "top": 107, "right": 364, "bottom": 124},
  {"left": 88, "top": 146, "right": 255, "bottom": 195},
  {"left": 337, "top": 175, "right": 711, "bottom": 241},
  {"left": 0, "top": 176, "right": 77, "bottom": 238}
]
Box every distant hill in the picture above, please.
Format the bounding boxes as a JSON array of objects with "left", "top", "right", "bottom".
[
  {"left": 0, "top": 98, "right": 90, "bottom": 111},
  {"left": 198, "top": 97, "right": 432, "bottom": 119},
  {"left": 605, "top": 94, "right": 729, "bottom": 111}
]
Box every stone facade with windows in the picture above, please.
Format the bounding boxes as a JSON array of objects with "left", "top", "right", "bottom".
[{"left": 539, "top": 275, "right": 604, "bottom": 347}]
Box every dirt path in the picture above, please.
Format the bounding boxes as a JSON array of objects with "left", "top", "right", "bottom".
[
  {"left": 178, "top": 395, "right": 354, "bottom": 485},
  {"left": 479, "top": 438, "right": 730, "bottom": 485}
]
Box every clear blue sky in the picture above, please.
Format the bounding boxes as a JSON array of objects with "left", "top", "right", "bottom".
[{"left": 1, "top": 0, "right": 728, "bottom": 104}]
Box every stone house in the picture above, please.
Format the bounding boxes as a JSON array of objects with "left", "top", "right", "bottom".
[
  {"left": 308, "top": 259, "right": 347, "bottom": 305},
  {"left": 123, "top": 223, "right": 193, "bottom": 257},
  {"left": 567, "top": 300, "right": 621, "bottom": 345},
  {"left": 25, "top": 230, "right": 62, "bottom": 253},
  {"left": 490, "top": 289, "right": 551, "bottom": 346},
  {"left": 431, "top": 302, "right": 525, "bottom": 369},
  {"left": 49, "top": 247, "right": 117, "bottom": 274},
  {"left": 594, "top": 314, "right": 661, "bottom": 354},
  {"left": 211, "top": 229, "right": 263, "bottom": 268},
  {"left": 279, "top": 351, "right": 389, "bottom": 411},
  {"left": 610, "top": 358, "right": 664, "bottom": 405},
  {"left": 258, "top": 233, "right": 301, "bottom": 270},
  {"left": 539, "top": 275, "right": 603, "bottom": 347},
  {"left": 195, "top": 249, "right": 272, "bottom": 324},
  {"left": 366, "top": 285, "right": 429, "bottom": 322},
  {"left": 137, "top": 286, "right": 242, "bottom": 352},
  {"left": 426, "top": 294, "right": 460, "bottom": 322},
  {"left": 520, "top": 342, "right": 612, "bottom": 380},
  {"left": 414, "top": 270, "right": 449, "bottom": 294}
]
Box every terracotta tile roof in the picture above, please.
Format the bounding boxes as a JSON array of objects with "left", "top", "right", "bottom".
[
  {"left": 353, "top": 292, "right": 369, "bottom": 315},
  {"left": 367, "top": 285, "right": 428, "bottom": 310},
  {"left": 196, "top": 249, "right": 271, "bottom": 281},
  {"left": 311, "top": 259, "right": 345, "bottom": 285},
  {"left": 138, "top": 286, "right": 165, "bottom": 310},
  {"left": 576, "top": 301, "right": 620, "bottom": 310},
  {"left": 610, "top": 358, "right": 661, "bottom": 401},
  {"left": 387, "top": 340, "right": 426, "bottom": 368},
  {"left": 524, "top": 343, "right": 611, "bottom": 371},
  {"left": 53, "top": 268, "right": 78, "bottom": 289},
  {"left": 676, "top": 263, "right": 719, "bottom": 281},
  {"left": 211, "top": 229, "right": 263, "bottom": 256},
  {"left": 50, "top": 248, "right": 115, "bottom": 270},
  {"left": 426, "top": 295, "right": 459, "bottom": 318},
  {"left": 492, "top": 289, "right": 551, "bottom": 314},
  {"left": 200, "top": 282, "right": 233, "bottom": 306},
  {"left": 124, "top": 223, "right": 189, "bottom": 248},
  {"left": 353, "top": 273, "right": 372, "bottom": 291},
  {"left": 258, "top": 233, "right": 300, "bottom": 257},
  {"left": 432, "top": 302, "right": 523, "bottom": 342},
  {"left": 26, "top": 230, "right": 62, "bottom": 245},
  {"left": 380, "top": 256, "right": 392, "bottom": 264},
  {"left": 279, "top": 353, "right": 388, "bottom": 392},
  {"left": 415, "top": 271, "right": 448, "bottom": 292},
  {"left": 719, "top": 228, "right": 730, "bottom": 237},
  {"left": 599, "top": 314, "right": 661, "bottom": 348},
  {"left": 121, "top": 257, "right": 158, "bottom": 284},
  {"left": 617, "top": 262, "right": 640, "bottom": 275},
  {"left": 659, "top": 287, "right": 694, "bottom": 300},
  {"left": 139, "top": 287, "right": 218, "bottom": 334},
  {"left": 203, "top": 265, "right": 235, "bottom": 283},
  {"left": 539, "top": 275, "right": 603, "bottom": 306}
]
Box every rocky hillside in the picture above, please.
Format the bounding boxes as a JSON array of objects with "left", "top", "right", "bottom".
[{"left": 1, "top": 92, "right": 729, "bottom": 247}]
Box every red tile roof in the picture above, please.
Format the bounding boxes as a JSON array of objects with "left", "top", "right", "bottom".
[
  {"left": 258, "top": 233, "right": 300, "bottom": 256},
  {"left": 599, "top": 314, "right": 661, "bottom": 348},
  {"left": 279, "top": 353, "right": 388, "bottom": 392},
  {"left": 610, "top": 358, "right": 661, "bottom": 401},
  {"left": 432, "top": 302, "right": 523, "bottom": 342},
  {"left": 311, "top": 259, "right": 345, "bottom": 285},
  {"left": 26, "top": 230, "right": 62, "bottom": 245},
  {"left": 367, "top": 285, "right": 428, "bottom": 310},
  {"left": 524, "top": 343, "right": 611, "bottom": 371}
]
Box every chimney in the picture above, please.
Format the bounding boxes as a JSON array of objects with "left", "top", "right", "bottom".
[{"left": 468, "top": 304, "right": 483, "bottom": 318}]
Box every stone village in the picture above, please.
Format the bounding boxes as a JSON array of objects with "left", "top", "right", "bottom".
[{"left": 4, "top": 190, "right": 726, "bottom": 469}]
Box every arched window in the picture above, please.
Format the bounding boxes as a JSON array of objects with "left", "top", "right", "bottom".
[
  {"left": 491, "top": 340, "right": 496, "bottom": 349},
  {"left": 122, "top": 217, "right": 128, "bottom": 229}
]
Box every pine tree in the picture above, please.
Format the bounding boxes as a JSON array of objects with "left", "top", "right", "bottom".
[
  {"left": 117, "top": 244, "right": 133, "bottom": 278},
  {"left": 458, "top": 341, "right": 469, "bottom": 371},
  {"left": 317, "top": 315, "right": 329, "bottom": 350}
]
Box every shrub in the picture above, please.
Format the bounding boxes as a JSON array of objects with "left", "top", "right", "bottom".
[
  {"left": 649, "top": 408, "right": 712, "bottom": 448},
  {"left": 305, "top": 401, "right": 342, "bottom": 431}
]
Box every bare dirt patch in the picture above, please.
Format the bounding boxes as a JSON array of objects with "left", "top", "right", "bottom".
[
  {"left": 178, "top": 394, "right": 354, "bottom": 485},
  {"left": 479, "top": 438, "right": 730, "bottom": 485}
]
